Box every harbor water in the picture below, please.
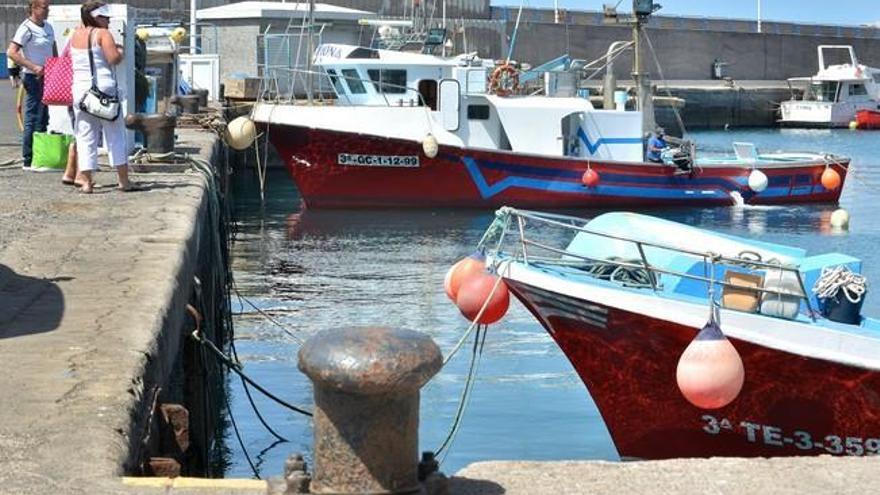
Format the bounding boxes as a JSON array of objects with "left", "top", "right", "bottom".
[{"left": 221, "top": 128, "right": 880, "bottom": 477}]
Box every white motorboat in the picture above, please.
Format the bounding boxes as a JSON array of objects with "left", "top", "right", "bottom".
[{"left": 779, "top": 45, "right": 880, "bottom": 127}]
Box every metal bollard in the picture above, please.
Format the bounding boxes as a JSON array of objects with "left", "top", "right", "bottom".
[{"left": 298, "top": 327, "right": 442, "bottom": 494}]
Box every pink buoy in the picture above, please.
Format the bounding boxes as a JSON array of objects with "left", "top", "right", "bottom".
[
  {"left": 443, "top": 253, "right": 486, "bottom": 302},
  {"left": 455, "top": 273, "right": 510, "bottom": 324},
  {"left": 581, "top": 169, "right": 600, "bottom": 188},
  {"left": 676, "top": 319, "right": 744, "bottom": 409}
]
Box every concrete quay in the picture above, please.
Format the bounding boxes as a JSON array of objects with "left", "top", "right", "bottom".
[{"left": 0, "top": 125, "right": 255, "bottom": 494}]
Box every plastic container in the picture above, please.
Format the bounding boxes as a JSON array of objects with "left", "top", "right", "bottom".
[
  {"left": 614, "top": 90, "right": 628, "bottom": 111},
  {"left": 822, "top": 291, "right": 865, "bottom": 324}
]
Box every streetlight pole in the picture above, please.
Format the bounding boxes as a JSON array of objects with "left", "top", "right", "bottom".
[
  {"left": 190, "top": 0, "right": 197, "bottom": 54},
  {"left": 757, "top": 0, "right": 762, "bottom": 33}
]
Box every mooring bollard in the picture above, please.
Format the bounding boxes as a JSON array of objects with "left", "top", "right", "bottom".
[{"left": 298, "top": 327, "right": 442, "bottom": 494}]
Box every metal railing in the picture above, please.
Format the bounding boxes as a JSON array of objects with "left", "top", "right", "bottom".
[{"left": 484, "top": 207, "right": 817, "bottom": 319}]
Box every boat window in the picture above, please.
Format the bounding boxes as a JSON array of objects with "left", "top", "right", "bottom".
[
  {"left": 417, "top": 80, "right": 438, "bottom": 110},
  {"left": 849, "top": 84, "right": 868, "bottom": 96},
  {"left": 367, "top": 69, "right": 408, "bottom": 94},
  {"left": 341, "top": 69, "right": 366, "bottom": 94},
  {"left": 874, "top": 74, "right": 880, "bottom": 84},
  {"left": 325, "top": 69, "right": 345, "bottom": 94},
  {"left": 467, "top": 105, "right": 490, "bottom": 120},
  {"left": 346, "top": 48, "right": 379, "bottom": 59},
  {"left": 809, "top": 81, "right": 839, "bottom": 102}
]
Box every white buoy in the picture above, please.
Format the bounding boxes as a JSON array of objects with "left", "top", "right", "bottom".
[
  {"left": 422, "top": 134, "right": 439, "bottom": 158},
  {"left": 747, "top": 169, "right": 768, "bottom": 193},
  {"left": 225, "top": 117, "right": 257, "bottom": 150},
  {"left": 830, "top": 208, "right": 850, "bottom": 229}
]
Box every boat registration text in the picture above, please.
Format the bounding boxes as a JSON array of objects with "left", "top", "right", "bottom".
[
  {"left": 338, "top": 154, "right": 420, "bottom": 168},
  {"left": 701, "top": 414, "right": 880, "bottom": 456}
]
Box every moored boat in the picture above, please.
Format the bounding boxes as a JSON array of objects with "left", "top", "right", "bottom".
[
  {"left": 476, "top": 207, "right": 879, "bottom": 459},
  {"left": 779, "top": 45, "right": 880, "bottom": 128},
  {"left": 252, "top": 43, "right": 849, "bottom": 209}
]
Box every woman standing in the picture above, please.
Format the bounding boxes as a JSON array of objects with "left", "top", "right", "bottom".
[
  {"left": 70, "top": 1, "right": 136, "bottom": 193},
  {"left": 7, "top": 0, "right": 54, "bottom": 170}
]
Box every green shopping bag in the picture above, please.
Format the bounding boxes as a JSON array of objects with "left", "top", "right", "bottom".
[{"left": 32, "top": 132, "right": 74, "bottom": 170}]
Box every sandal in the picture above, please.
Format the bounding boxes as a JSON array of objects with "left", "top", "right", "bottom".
[
  {"left": 62, "top": 177, "right": 76, "bottom": 185},
  {"left": 117, "top": 183, "right": 145, "bottom": 192}
]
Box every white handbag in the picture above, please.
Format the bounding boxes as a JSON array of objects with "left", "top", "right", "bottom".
[{"left": 78, "top": 28, "right": 120, "bottom": 121}]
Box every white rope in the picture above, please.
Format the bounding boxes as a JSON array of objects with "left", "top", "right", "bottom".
[{"left": 812, "top": 265, "right": 867, "bottom": 304}]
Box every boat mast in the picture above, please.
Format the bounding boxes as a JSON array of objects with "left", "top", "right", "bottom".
[
  {"left": 307, "top": 0, "right": 315, "bottom": 103},
  {"left": 631, "top": 1, "right": 657, "bottom": 136}
]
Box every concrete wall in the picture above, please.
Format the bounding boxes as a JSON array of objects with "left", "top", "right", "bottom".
[
  {"left": 490, "top": 8, "right": 880, "bottom": 81},
  {"left": 203, "top": 22, "right": 260, "bottom": 81},
  {"left": 500, "top": 22, "right": 880, "bottom": 82}
]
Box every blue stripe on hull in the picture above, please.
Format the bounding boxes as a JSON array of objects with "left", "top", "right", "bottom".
[{"left": 461, "top": 157, "right": 824, "bottom": 201}]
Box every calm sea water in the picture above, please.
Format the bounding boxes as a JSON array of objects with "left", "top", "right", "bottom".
[{"left": 221, "top": 128, "right": 880, "bottom": 478}]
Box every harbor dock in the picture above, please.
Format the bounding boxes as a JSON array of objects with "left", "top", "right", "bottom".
[{"left": 0, "top": 103, "right": 237, "bottom": 492}]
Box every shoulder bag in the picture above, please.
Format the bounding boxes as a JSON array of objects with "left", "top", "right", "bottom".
[{"left": 78, "top": 28, "right": 120, "bottom": 121}]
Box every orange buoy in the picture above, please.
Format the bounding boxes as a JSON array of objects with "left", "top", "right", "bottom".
[
  {"left": 443, "top": 253, "right": 486, "bottom": 302},
  {"left": 455, "top": 273, "right": 510, "bottom": 324},
  {"left": 582, "top": 169, "right": 600, "bottom": 188},
  {"left": 675, "top": 319, "right": 744, "bottom": 409},
  {"left": 820, "top": 168, "right": 841, "bottom": 190}
]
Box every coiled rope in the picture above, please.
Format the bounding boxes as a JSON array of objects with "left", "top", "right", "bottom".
[{"left": 812, "top": 265, "right": 867, "bottom": 304}]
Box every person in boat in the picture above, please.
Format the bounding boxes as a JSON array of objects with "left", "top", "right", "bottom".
[{"left": 646, "top": 128, "right": 668, "bottom": 163}]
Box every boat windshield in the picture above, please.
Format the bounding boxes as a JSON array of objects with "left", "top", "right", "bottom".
[{"left": 807, "top": 81, "right": 840, "bottom": 102}]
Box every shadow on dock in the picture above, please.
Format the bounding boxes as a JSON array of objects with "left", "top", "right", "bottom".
[{"left": 0, "top": 264, "right": 64, "bottom": 339}]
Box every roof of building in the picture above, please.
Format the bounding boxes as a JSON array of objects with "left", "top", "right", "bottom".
[{"left": 196, "top": 1, "right": 375, "bottom": 21}]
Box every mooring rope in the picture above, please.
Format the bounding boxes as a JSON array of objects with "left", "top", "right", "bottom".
[
  {"left": 812, "top": 265, "right": 867, "bottom": 304},
  {"left": 192, "top": 328, "right": 313, "bottom": 417}
]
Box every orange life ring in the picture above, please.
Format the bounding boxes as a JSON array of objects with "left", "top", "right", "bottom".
[{"left": 489, "top": 63, "right": 519, "bottom": 97}]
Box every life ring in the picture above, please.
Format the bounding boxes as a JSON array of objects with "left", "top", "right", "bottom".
[{"left": 489, "top": 63, "right": 519, "bottom": 97}]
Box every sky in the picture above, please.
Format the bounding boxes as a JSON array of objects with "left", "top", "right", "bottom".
[{"left": 490, "top": 1, "right": 880, "bottom": 28}]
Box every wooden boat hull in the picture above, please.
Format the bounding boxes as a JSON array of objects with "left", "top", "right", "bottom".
[{"left": 266, "top": 125, "right": 848, "bottom": 209}]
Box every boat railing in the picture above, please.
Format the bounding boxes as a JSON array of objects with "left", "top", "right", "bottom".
[
  {"left": 487, "top": 207, "right": 817, "bottom": 319},
  {"left": 259, "top": 66, "right": 432, "bottom": 110}
]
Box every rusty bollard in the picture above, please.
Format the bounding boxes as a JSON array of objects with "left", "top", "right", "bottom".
[{"left": 298, "top": 327, "right": 442, "bottom": 494}]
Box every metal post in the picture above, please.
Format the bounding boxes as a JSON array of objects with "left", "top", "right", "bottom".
[
  {"left": 307, "top": 0, "right": 315, "bottom": 103},
  {"left": 189, "top": 0, "right": 197, "bottom": 55},
  {"left": 757, "top": 0, "right": 762, "bottom": 33},
  {"left": 554, "top": 0, "right": 560, "bottom": 24}
]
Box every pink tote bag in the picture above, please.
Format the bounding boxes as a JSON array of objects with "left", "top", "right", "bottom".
[{"left": 42, "top": 41, "right": 73, "bottom": 106}]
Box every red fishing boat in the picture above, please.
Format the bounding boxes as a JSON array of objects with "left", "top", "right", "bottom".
[
  {"left": 477, "top": 207, "right": 878, "bottom": 459},
  {"left": 252, "top": 42, "right": 849, "bottom": 209}
]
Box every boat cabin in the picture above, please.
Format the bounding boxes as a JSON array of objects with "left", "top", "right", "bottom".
[{"left": 313, "top": 43, "right": 644, "bottom": 162}]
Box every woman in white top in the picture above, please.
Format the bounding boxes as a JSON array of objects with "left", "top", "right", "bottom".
[{"left": 70, "top": 1, "right": 136, "bottom": 193}]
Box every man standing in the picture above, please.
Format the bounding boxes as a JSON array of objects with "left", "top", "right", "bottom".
[{"left": 7, "top": 0, "right": 55, "bottom": 170}]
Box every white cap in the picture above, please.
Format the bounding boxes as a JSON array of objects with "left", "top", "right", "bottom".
[{"left": 90, "top": 5, "right": 111, "bottom": 18}]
